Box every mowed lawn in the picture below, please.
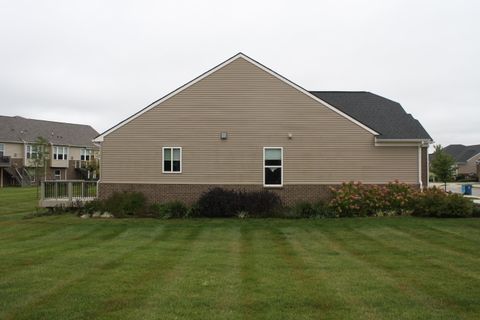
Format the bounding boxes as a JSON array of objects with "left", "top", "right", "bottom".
[
  {"left": 0, "top": 187, "right": 39, "bottom": 215},
  {"left": 0, "top": 188, "right": 480, "bottom": 319}
]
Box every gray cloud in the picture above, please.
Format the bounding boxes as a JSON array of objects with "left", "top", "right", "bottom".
[{"left": 0, "top": 0, "right": 479, "bottom": 148}]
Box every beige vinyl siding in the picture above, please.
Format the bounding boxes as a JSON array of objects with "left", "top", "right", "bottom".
[
  {"left": 101, "top": 57, "right": 419, "bottom": 185},
  {"left": 1, "top": 143, "right": 24, "bottom": 159},
  {"left": 68, "top": 147, "right": 97, "bottom": 161},
  {"left": 458, "top": 153, "right": 480, "bottom": 175},
  {"left": 69, "top": 147, "right": 81, "bottom": 160},
  {"left": 50, "top": 146, "right": 88, "bottom": 167},
  {"left": 50, "top": 146, "right": 69, "bottom": 168}
]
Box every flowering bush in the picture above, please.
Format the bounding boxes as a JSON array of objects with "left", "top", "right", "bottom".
[
  {"left": 329, "top": 181, "right": 417, "bottom": 217},
  {"left": 329, "top": 182, "right": 383, "bottom": 217},
  {"left": 329, "top": 182, "right": 474, "bottom": 218},
  {"left": 383, "top": 180, "right": 417, "bottom": 214}
]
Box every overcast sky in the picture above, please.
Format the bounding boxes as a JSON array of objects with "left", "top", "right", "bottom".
[{"left": 0, "top": 0, "right": 478, "bottom": 147}]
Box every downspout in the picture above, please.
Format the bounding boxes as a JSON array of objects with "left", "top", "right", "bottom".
[{"left": 418, "top": 145, "right": 423, "bottom": 190}]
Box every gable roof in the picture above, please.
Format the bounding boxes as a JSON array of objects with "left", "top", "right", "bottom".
[
  {"left": 442, "top": 144, "right": 480, "bottom": 163},
  {"left": 0, "top": 115, "right": 99, "bottom": 147},
  {"left": 94, "top": 53, "right": 379, "bottom": 142},
  {"left": 309, "top": 91, "right": 432, "bottom": 140}
]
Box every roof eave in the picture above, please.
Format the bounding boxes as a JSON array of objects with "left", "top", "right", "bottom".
[{"left": 375, "top": 138, "right": 433, "bottom": 147}]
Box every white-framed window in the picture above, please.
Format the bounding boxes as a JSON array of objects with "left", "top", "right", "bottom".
[
  {"left": 54, "top": 169, "right": 61, "bottom": 180},
  {"left": 26, "top": 145, "right": 42, "bottom": 159},
  {"left": 162, "top": 147, "right": 182, "bottom": 173},
  {"left": 81, "top": 148, "right": 93, "bottom": 161},
  {"left": 0, "top": 143, "right": 4, "bottom": 157},
  {"left": 263, "top": 147, "right": 283, "bottom": 187},
  {"left": 53, "top": 146, "right": 68, "bottom": 160}
]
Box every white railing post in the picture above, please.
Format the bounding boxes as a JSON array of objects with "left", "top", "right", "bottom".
[
  {"left": 40, "top": 181, "right": 45, "bottom": 200},
  {"left": 68, "top": 182, "right": 73, "bottom": 202}
]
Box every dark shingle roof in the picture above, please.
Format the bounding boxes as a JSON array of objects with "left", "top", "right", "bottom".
[
  {"left": 309, "top": 91, "right": 432, "bottom": 140},
  {"left": 0, "top": 116, "right": 98, "bottom": 147},
  {"left": 442, "top": 144, "right": 480, "bottom": 163}
]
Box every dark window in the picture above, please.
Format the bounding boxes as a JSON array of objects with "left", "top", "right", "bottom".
[
  {"left": 265, "top": 167, "right": 282, "bottom": 185},
  {"left": 264, "top": 148, "right": 282, "bottom": 186}
]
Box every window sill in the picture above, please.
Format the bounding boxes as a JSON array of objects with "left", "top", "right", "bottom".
[{"left": 263, "top": 185, "right": 283, "bottom": 189}]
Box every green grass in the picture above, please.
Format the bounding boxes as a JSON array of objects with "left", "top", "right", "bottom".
[
  {"left": 0, "top": 189, "right": 479, "bottom": 319},
  {"left": 0, "top": 187, "right": 39, "bottom": 215}
]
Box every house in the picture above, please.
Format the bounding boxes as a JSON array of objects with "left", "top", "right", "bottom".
[
  {"left": 440, "top": 144, "right": 480, "bottom": 178},
  {"left": 93, "top": 53, "right": 432, "bottom": 205},
  {"left": 0, "top": 116, "right": 99, "bottom": 187}
]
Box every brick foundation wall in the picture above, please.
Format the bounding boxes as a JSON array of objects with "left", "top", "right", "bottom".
[{"left": 98, "top": 183, "right": 337, "bottom": 206}]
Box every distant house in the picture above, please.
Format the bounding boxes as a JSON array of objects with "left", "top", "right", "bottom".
[
  {"left": 93, "top": 53, "right": 432, "bottom": 205},
  {"left": 0, "top": 116, "right": 99, "bottom": 187},
  {"left": 440, "top": 144, "right": 480, "bottom": 177}
]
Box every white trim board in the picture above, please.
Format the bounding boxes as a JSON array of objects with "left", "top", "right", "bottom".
[
  {"left": 93, "top": 53, "right": 379, "bottom": 142},
  {"left": 375, "top": 138, "right": 433, "bottom": 147},
  {"left": 162, "top": 146, "right": 182, "bottom": 174},
  {"left": 263, "top": 146, "right": 284, "bottom": 188}
]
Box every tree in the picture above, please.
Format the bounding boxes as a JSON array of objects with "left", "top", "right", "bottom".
[
  {"left": 430, "top": 145, "right": 456, "bottom": 191},
  {"left": 31, "top": 136, "right": 50, "bottom": 184}
]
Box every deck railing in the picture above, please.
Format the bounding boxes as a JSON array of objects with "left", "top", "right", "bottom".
[
  {"left": 40, "top": 180, "right": 98, "bottom": 207},
  {"left": 0, "top": 155, "right": 11, "bottom": 167}
]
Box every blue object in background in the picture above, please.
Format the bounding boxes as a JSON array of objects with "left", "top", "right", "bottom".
[{"left": 463, "top": 184, "right": 472, "bottom": 195}]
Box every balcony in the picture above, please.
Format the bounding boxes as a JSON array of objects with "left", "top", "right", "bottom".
[
  {"left": 50, "top": 158, "right": 69, "bottom": 168},
  {"left": 0, "top": 155, "right": 11, "bottom": 167}
]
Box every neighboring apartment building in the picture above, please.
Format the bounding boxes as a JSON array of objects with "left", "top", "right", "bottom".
[
  {"left": 0, "top": 116, "right": 99, "bottom": 187},
  {"left": 93, "top": 53, "right": 432, "bottom": 205},
  {"left": 441, "top": 144, "right": 480, "bottom": 177}
]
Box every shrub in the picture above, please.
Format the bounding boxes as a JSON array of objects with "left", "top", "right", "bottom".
[
  {"left": 312, "top": 201, "right": 337, "bottom": 218},
  {"left": 187, "top": 203, "right": 200, "bottom": 218},
  {"left": 196, "top": 188, "right": 281, "bottom": 217},
  {"left": 280, "top": 200, "right": 336, "bottom": 219},
  {"left": 197, "top": 188, "right": 238, "bottom": 217},
  {"left": 383, "top": 181, "right": 416, "bottom": 214},
  {"left": 444, "top": 194, "right": 475, "bottom": 217},
  {"left": 329, "top": 181, "right": 420, "bottom": 217},
  {"left": 412, "top": 187, "right": 474, "bottom": 218},
  {"left": 83, "top": 198, "right": 105, "bottom": 214},
  {"left": 239, "top": 190, "right": 281, "bottom": 217},
  {"left": 473, "top": 204, "right": 480, "bottom": 218},
  {"left": 329, "top": 182, "right": 377, "bottom": 217},
  {"left": 103, "top": 192, "right": 147, "bottom": 217},
  {"left": 294, "top": 202, "right": 316, "bottom": 218},
  {"left": 149, "top": 201, "right": 188, "bottom": 219}
]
